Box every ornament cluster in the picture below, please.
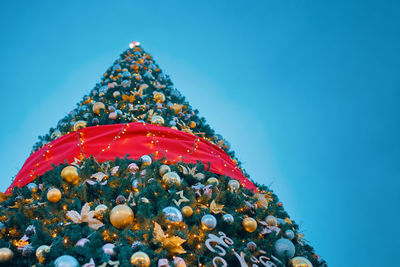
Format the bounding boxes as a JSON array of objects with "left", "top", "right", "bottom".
[
  {"left": 32, "top": 45, "right": 232, "bottom": 160},
  {"left": 0, "top": 156, "right": 324, "bottom": 266}
]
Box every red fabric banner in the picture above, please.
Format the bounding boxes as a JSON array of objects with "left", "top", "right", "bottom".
[{"left": 6, "top": 122, "right": 256, "bottom": 194}]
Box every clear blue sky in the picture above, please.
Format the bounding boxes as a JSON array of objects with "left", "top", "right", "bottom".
[{"left": 1, "top": 1, "right": 399, "bottom": 266}]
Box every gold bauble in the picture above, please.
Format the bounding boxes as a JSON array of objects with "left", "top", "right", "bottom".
[
  {"left": 73, "top": 120, "right": 87, "bottom": 131},
  {"left": 206, "top": 177, "right": 219, "bottom": 186},
  {"left": 110, "top": 205, "right": 134, "bottom": 229},
  {"left": 47, "top": 188, "right": 62, "bottom": 203},
  {"left": 159, "top": 165, "right": 171, "bottom": 177},
  {"left": 95, "top": 204, "right": 108, "bottom": 220},
  {"left": 92, "top": 102, "right": 106, "bottom": 115},
  {"left": 130, "top": 251, "right": 150, "bottom": 267},
  {"left": 0, "top": 248, "right": 13, "bottom": 262},
  {"left": 181, "top": 206, "right": 193, "bottom": 217},
  {"left": 61, "top": 166, "right": 80, "bottom": 184},
  {"left": 189, "top": 121, "right": 196, "bottom": 128},
  {"left": 113, "top": 91, "right": 120, "bottom": 98},
  {"left": 289, "top": 257, "right": 313, "bottom": 267},
  {"left": 242, "top": 217, "right": 257, "bottom": 233},
  {"left": 36, "top": 245, "right": 50, "bottom": 263},
  {"left": 228, "top": 179, "right": 240, "bottom": 191},
  {"left": 151, "top": 115, "right": 164, "bottom": 125},
  {"left": 162, "top": 172, "right": 181, "bottom": 188},
  {"left": 153, "top": 92, "right": 165, "bottom": 103},
  {"left": 265, "top": 215, "right": 278, "bottom": 226}
]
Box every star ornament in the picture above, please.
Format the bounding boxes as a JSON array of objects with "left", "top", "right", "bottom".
[{"left": 173, "top": 191, "right": 189, "bottom": 206}]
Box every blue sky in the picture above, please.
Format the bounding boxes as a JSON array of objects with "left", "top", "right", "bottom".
[{"left": 0, "top": 1, "right": 399, "bottom": 266}]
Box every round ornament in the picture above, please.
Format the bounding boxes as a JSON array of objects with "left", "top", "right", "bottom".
[
  {"left": 116, "top": 195, "right": 126, "bottom": 204},
  {"left": 93, "top": 102, "right": 106, "bottom": 115},
  {"left": 0, "top": 248, "right": 13, "bottom": 262},
  {"left": 181, "top": 206, "right": 193, "bottom": 217},
  {"left": 110, "top": 205, "right": 134, "bottom": 229},
  {"left": 206, "top": 177, "right": 219, "bottom": 186},
  {"left": 151, "top": 115, "right": 164, "bottom": 125},
  {"left": 289, "top": 256, "right": 313, "bottom": 267},
  {"left": 132, "top": 179, "right": 140, "bottom": 191},
  {"left": 162, "top": 172, "right": 181, "bottom": 187},
  {"left": 61, "top": 166, "right": 80, "bottom": 184},
  {"left": 73, "top": 120, "right": 87, "bottom": 131},
  {"left": 284, "top": 229, "right": 295, "bottom": 240},
  {"left": 201, "top": 214, "right": 217, "bottom": 230},
  {"left": 27, "top": 183, "right": 38, "bottom": 193},
  {"left": 189, "top": 121, "right": 196, "bottom": 128},
  {"left": 113, "top": 91, "right": 121, "bottom": 98},
  {"left": 266, "top": 215, "right": 278, "bottom": 226},
  {"left": 51, "top": 130, "right": 62, "bottom": 140},
  {"left": 130, "top": 251, "right": 150, "bottom": 267},
  {"left": 273, "top": 238, "right": 295, "bottom": 259},
  {"left": 223, "top": 214, "right": 234, "bottom": 224},
  {"left": 102, "top": 243, "right": 116, "bottom": 257},
  {"left": 36, "top": 245, "right": 50, "bottom": 263},
  {"left": 54, "top": 255, "right": 79, "bottom": 267},
  {"left": 163, "top": 207, "right": 183, "bottom": 222},
  {"left": 159, "top": 165, "right": 171, "bottom": 176},
  {"left": 228, "top": 179, "right": 240, "bottom": 191},
  {"left": 140, "top": 155, "right": 152, "bottom": 166},
  {"left": 95, "top": 204, "right": 108, "bottom": 220},
  {"left": 22, "top": 244, "right": 34, "bottom": 257},
  {"left": 174, "top": 257, "right": 186, "bottom": 267},
  {"left": 247, "top": 241, "right": 257, "bottom": 252},
  {"left": 47, "top": 188, "right": 62, "bottom": 203},
  {"left": 76, "top": 238, "right": 90, "bottom": 247},
  {"left": 153, "top": 92, "right": 165, "bottom": 103},
  {"left": 109, "top": 112, "right": 118, "bottom": 120},
  {"left": 242, "top": 217, "right": 257, "bottom": 232}
]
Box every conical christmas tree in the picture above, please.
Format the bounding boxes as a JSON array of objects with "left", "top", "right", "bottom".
[{"left": 0, "top": 43, "right": 325, "bottom": 267}]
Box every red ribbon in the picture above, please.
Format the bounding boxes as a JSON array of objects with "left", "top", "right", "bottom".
[{"left": 6, "top": 122, "right": 256, "bottom": 194}]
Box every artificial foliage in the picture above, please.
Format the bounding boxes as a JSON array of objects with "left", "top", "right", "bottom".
[{"left": 0, "top": 43, "right": 326, "bottom": 266}]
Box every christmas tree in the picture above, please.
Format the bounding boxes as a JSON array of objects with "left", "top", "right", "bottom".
[{"left": 0, "top": 42, "right": 326, "bottom": 267}]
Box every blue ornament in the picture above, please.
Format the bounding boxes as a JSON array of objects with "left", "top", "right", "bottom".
[
  {"left": 284, "top": 229, "right": 295, "bottom": 240},
  {"left": 54, "top": 255, "right": 79, "bottom": 267},
  {"left": 223, "top": 214, "right": 234, "bottom": 224},
  {"left": 162, "top": 207, "right": 183, "bottom": 222},
  {"left": 169, "top": 120, "right": 176, "bottom": 126},
  {"left": 27, "top": 183, "right": 38, "bottom": 193},
  {"left": 132, "top": 179, "right": 139, "bottom": 189},
  {"left": 273, "top": 238, "right": 295, "bottom": 259},
  {"left": 122, "top": 71, "right": 131, "bottom": 78},
  {"left": 112, "top": 64, "right": 121, "bottom": 72}
]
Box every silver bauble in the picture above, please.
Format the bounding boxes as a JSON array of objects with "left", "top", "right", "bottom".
[
  {"left": 228, "top": 179, "right": 240, "bottom": 190},
  {"left": 284, "top": 229, "right": 295, "bottom": 240},
  {"left": 223, "top": 214, "right": 234, "bottom": 224},
  {"left": 274, "top": 238, "right": 295, "bottom": 259},
  {"left": 162, "top": 207, "right": 183, "bottom": 222},
  {"left": 27, "top": 183, "right": 38, "bottom": 193},
  {"left": 54, "top": 255, "right": 79, "bottom": 267},
  {"left": 140, "top": 155, "right": 152, "bottom": 166},
  {"left": 76, "top": 238, "right": 90, "bottom": 247},
  {"left": 201, "top": 214, "right": 217, "bottom": 230},
  {"left": 102, "top": 243, "right": 116, "bottom": 257}
]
